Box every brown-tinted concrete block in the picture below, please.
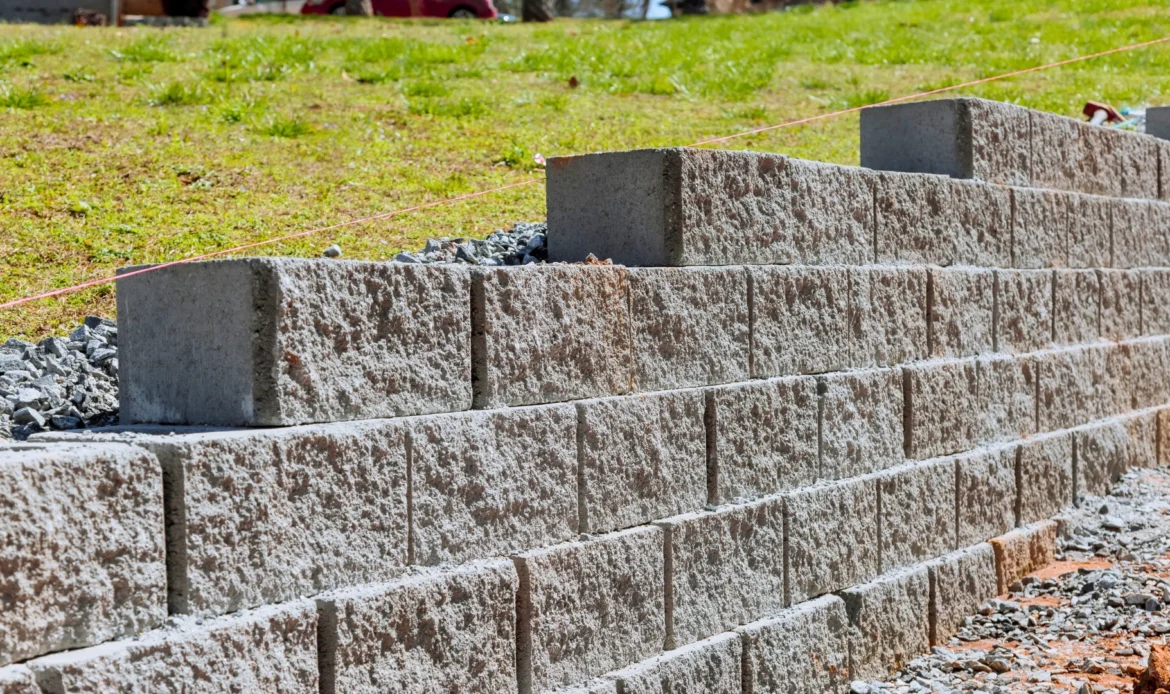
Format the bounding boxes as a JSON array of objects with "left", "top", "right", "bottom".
[
  {"left": 1099, "top": 270, "right": 1141, "bottom": 341},
  {"left": 996, "top": 269, "right": 1053, "bottom": 353},
  {"left": 1053, "top": 270, "right": 1099, "bottom": 346},
  {"left": 1012, "top": 188, "right": 1068, "bottom": 269},
  {"left": 990, "top": 521, "right": 1058, "bottom": 594}
]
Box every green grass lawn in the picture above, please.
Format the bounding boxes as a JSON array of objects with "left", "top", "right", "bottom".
[{"left": 2, "top": 0, "right": 1170, "bottom": 338}]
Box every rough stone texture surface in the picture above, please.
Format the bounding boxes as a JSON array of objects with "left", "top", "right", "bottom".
[
  {"left": 27, "top": 601, "right": 319, "bottom": 694},
  {"left": 989, "top": 520, "right": 1058, "bottom": 594},
  {"left": 955, "top": 446, "right": 1017, "bottom": 546},
  {"left": 317, "top": 561, "right": 517, "bottom": 694},
  {"left": 996, "top": 269, "right": 1054, "bottom": 353},
  {"left": 0, "top": 666, "right": 38, "bottom": 694},
  {"left": 1112, "top": 199, "right": 1167, "bottom": 269},
  {"left": 1151, "top": 202, "right": 1170, "bottom": 267},
  {"left": 737, "top": 595, "right": 851, "bottom": 694},
  {"left": 1106, "top": 339, "right": 1170, "bottom": 416},
  {"left": 877, "top": 459, "right": 957, "bottom": 572},
  {"left": 1017, "top": 432, "right": 1074, "bottom": 525},
  {"left": 874, "top": 171, "right": 957, "bottom": 266},
  {"left": 628, "top": 267, "right": 749, "bottom": 392},
  {"left": 953, "top": 179, "right": 1014, "bottom": 267},
  {"left": 1068, "top": 194, "right": 1113, "bottom": 269},
  {"left": 926, "top": 543, "right": 999, "bottom": 646},
  {"left": 0, "top": 443, "right": 165, "bottom": 666},
  {"left": 577, "top": 390, "right": 706, "bottom": 535},
  {"left": 117, "top": 258, "right": 471, "bottom": 426},
  {"left": 748, "top": 266, "right": 851, "bottom": 378},
  {"left": 1118, "top": 132, "right": 1163, "bottom": 200},
  {"left": 818, "top": 368, "right": 904, "bottom": 480},
  {"left": 1142, "top": 270, "right": 1170, "bottom": 337},
  {"left": 841, "top": 565, "right": 931, "bottom": 680},
  {"left": 785, "top": 476, "right": 879, "bottom": 604},
  {"left": 903, "top": 359, "right": 980, "bottom": 460},
  {"left": 851, "top": 267, "right": 928, "bottom": 368},
  {"left": 609, "top": 632, "right": 741, "bottom": 694},
  {"left": 410, "top": 404, "right": 578, "bottom": 566},
  {"left": 1012, "top": 187, "right": 1069, "bottom": 269},
  {"left": 548, "top": 681, "right": 618, "bottom": 694},
  {"left": 977, "top": 353, "right": 1038, "bottom": 445},
  {"left": 473, "top": 265, "right": 632, "bottom": 408},
  {"left": 1123, "top": 410, "right": 1158, "bottom": 470},
  {"left": 705, "top": 377, "right": 818, "bottom": 504},
  {"left": 656, "top": 497, "right": 784, "bottom": 648},
  {"left": 1030, "top": 111, "right": 1123, "bottom": 199},
  {"left": 1100, "top": 270, "right": 1141, "bottom": 341},
  {"left": 1053, "top": 269, "right": 1099, "bottom": 346},
  {"left": 1038, "top": 344, "right": 1109, "bottom": 432},
  {"left": 1075, "top": 420, "right": 1130, "bottom": 500},
  {"left": 928, "top": 267, "right": 995, "bottom": 358},
  {"left": 514, "top": 527, "right": 665, "bottom": 694},
  {"left": 1160, "top": 141, "right": 1170, "bottom": 202}
]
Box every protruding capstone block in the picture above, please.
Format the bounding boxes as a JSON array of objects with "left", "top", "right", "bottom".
[
  {"left": 928, "top": 267, "right": 995, "bottom": 358},
  {"left": 955, "top": 446, "right": 1017, "bottom": 546},
  {"left": 926, "top": 543, "right": 998, "bottom": 646},
  {"left": 0, "top": 443, "right": 165, "bottom": 666},
  {"left": 818, "top": 367, "right": 904, "bottom": 480},
  {"left": 841, "top": 565, "right": 931, "bottom": 680},
  {"left": 903, "top": 359, "right": 980, "bottom": 460},
  {"left": 784, "top": 476, "right": 878, "bottom": 604},
  {"left": 1052, "top": 270, "right": 1099, "bottom": 346},
  {"left": 608, "top": 632, "right": 741, "bottom": 694},
  {"left": 851, "top": 267, "right": 928, "bottom": 368},
  {"left": 877, "top": 459, "right": 957, "bottom": 572},
  {"left": 748, "top": 266, "right": 851, "bottom": 378},
  {"left": 117, "top": 258, "right": 471, "bottom": 426},
  {"left": 736, "top": 595, "right": 851, "bottom": 694},
  {"left": 996, "top": 269, "right": 1054, "bottom": 353},
  {"left": 1017, "top": 432, "right": 1074, "bottom": 525},
  {"left": 990, "top": 521, "right": 1057, "bottom": 594}
]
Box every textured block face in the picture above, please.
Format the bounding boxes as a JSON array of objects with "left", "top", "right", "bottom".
[
  {"left": 578, "top": 390, "right": 706, "bottom": 535},
  {"left": 611, "top": 632, "right": 741, "bottom": 694},
  {"left": 27, "top": 602, "right": 319, "bottom": 694},
  {"left": 749, "top": 266, "right": 851, "bottom": 378},
  {"left": 878, "top": 460, "right": 957, "bottom": 572},
  {"left": 818, "top": 368, "right": 904, "bottom": 480},
  {"left": 1117, "top": 131, "right": 1162, "bottom": 200},
  {"left": 0, "top": 666, "right": 38, "bottom": 694},
  {"left": 1152, "top": 202, "right": 1170, "bottom": 267},
  {"left": 1141, "top": 270, "right": 1170, "bottom": 336},
  {"left": 1038, "top": 345, "right": 1108, "bottom": 431},
  {"left": 841, "top": 566, "right": 930, "bottom": 680},
  {"left": 737, "top": 595, "right": 851, "bottom": 694},
  {"left": 952, "top": 178, "right": 1013, "bottom": 267},
  {"left": 990, "top": 521, "right": 1057, "bottom": 594},
  {"left": 874, "top": 171, "right": 957, "bottom": 266},
  {"left": 629, "top": 267, "right": 748, "bottom": 391},
  {"left": 1112, "top": 199, "right": 1153, "bottom": 269},
  {"left": 927, "top": 544, "right": 998, "bottom": 646},
  {"left": 706, "top": 377, "right": 818, "bottom": 504},
  {"left": 1052, "top": 270, "right": 1099, "bottom": 346},
  {"left": 1012, "top": 188, "right": 1068, "bottom": 269},
  {"left": 119, "top": 259, "right": 472, "bottom": 426},
  {"left": 977, "top": 354, "right": 1038, "bottom": 444},
  {"left": 1017, "top": 433, "right": 1073, "bottom": 525},
  {"left": 320, "top": 561, "right": 517, "bottom": 694},
  {"left": 851, "top": 267, "right": 928, "bottom": 368},
  {"left": 1075, "top": 421, "right": 1129, "bottom": 499},
  {"left": 474, "top": 265, "right": 632, "bottom": 408},
  {"left": 658, "top": 498, "right": 785, "bottom": 647},
  {"left": 1106, "top": 339, "right": 1169, "bottom": 415},
  {"left": 1029, "top": 111, "right": 1110, "bottom": 197},
  {"left": 1068, "top": 194, "right": 1112, "bottom": 268},
  {"left": 929, "top": 267, "right": 995, "bottom": 359},
  {"left": 955, "top": 447, "right": 1017, "bottom": 546},
  {"left": 996, "top": 269, "right": 1053, "bottom": 354},
  {"left": 903, "top": 360, "right": 980, "bottom": 460},
  {"left": 0, "top": 444, "right": 165, "bottom": 666},
  {"left": 1122, "top": 411, "right": 1158, "bottom": 470},
  {"left": 1099, "top": 270, "right": 1140, "bottom": 341},
  {"left": 410, "top": 405, "right": 578, "bottom": 566},
  {"left": 1160, "top": 142, "right": 1170, "bottom": 201},
  {"left": 785, "top": 477, "right": 879, "bottom": 604},
  {"left": 515, "top": 527, "right": 665, "bottom": 693}
]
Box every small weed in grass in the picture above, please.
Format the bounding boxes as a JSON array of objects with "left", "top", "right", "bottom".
[
  {"left": 0, "top": 38, "right": 59, "bottom": 65},
  {"left": 343, "top": 37, "right": 409, "bottom": 64},
  {"left": 111, "top": 35, "right": 177, "bottom": 63},
  {"left": 800, "top": 76, "right": 832, "bottom": 90},
  {"left": 725, "top": 104, "right": 767, "bottom": 120},
  {"left": 256, "top": 115, "right": 312, "bottom": 138},
  {"left": 0, "top": 86, "right": 47, "bottom": 109},
  {"left": 408, "top": 96, "right": 486, "bottom": 118},
  {"left": 149, "top": 81, "right": 209, "bottom": 107},
  {"left": 840, "top": 87, "right": 890, "bottom": 109},
  {"left": 402, "top": 81, "right": 449, "bottom": 97},
  {"left": 63, "top": 68, "right": 96, "bottom": 83}
]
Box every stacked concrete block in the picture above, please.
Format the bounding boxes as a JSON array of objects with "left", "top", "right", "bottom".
[
  {"left": 817, "top": 368, "right": 904, "bottom": 480},
  {"left": 902, "top": 359, "right": 980, "bottom": 460},
  {"left": 1030, "top": 109, "right": 1157, "bottom": 199},
  {"left": 977, "top": 353, "right": 1038, "bottom": 444},
  {"left": 851, "top": 267, "right": 928, "bottom": 367},
  {"left": 0, "top": 666, "right": 37, "bottom": 694},
  {"left": 1122, "top": 410, "right": 1159, "bottom": 470},
  {"left": 0, "top": 443, "right": 165, "bottom": 666},
  {"left": 996, "top": 269, "right": 1053, "bottom": 353},
  {"left": 990, "top": 521, "right": 1058, "bottom": 594},
  {"left": 473, "top": 265, "right": 632, "bottom": 408},
  {"left": 954, "top": 446, "right": 1018, "bottom": 546},
  {"left": 927, "top": 267, "right": 995, "bottom": 358},
  {"left": 1012, "top": 188, "right": 1071, "bottom": 269},
  {"left": 1053, "top": 270, "right": 1099, "bottom": 345},
  {"left": 514, "top": 527, "right": 665, "bottom": 694},
  {"left": 606, "top": 632, "right": 741, "bottom": 694},
  {"left": 1017, "top": 432, "right": 1074, "bottom": 525},
  {"left": 748, "top": 266, "right": 851, "bottom": 377},
  {"left": 925, "top": 543, "right": 998, "bottom": 646},
  {"left": 1142, "top": 270, "right": 1170, "bottom": 336},
  {"left": 1068, "top": 194, "right": 1113, "bottom": 268},
  {"left": 1107, "top": 337, "right": 1170, "bottom": 414},
  {"left": 1111, "top": 199, "right": 1150, "bottom": 269},
  {"left": 1038, "top": 345, "right": 1108, "bottom": 431},
  {"left": 737, "top": 595, "right": 851, "bottom": 694},
  {"left": 784, "top": 477, "right": 879, "bottom": 604},
  {"left": 117, "top": 258, "right": 472, "bottom": 426},
  {"left": 877, "top": 459, "right": 957, "bottom": 572},
  {"left": 841, "top": 565, "right": 931, "bottom": 680},
  {"left": 1161, "top": 141, "right": 1170, "bottom": 201},
  {"left": 627, "top": 267, "right": 749, "bottom": 391},
  {"left": 316, "top": 561, "right": 517, "bottom": 694},
  {"left": 1074, "top": 420, "right": 1130, "bottom": 499},
  {"left": 1099, "top": 270, "right": 1141, "bottom": 341}
]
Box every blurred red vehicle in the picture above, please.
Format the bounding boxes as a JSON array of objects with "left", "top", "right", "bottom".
[{"left": 300, "top": 0, "right": 497, "bottom": 17}]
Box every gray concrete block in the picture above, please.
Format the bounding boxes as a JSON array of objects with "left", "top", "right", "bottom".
[
  {"left": 628, "top": 267, "right": 749, "bottom": 392},
  {"left": 926, "top": 543, "right": 998, "bottom": 646},
  {"left": 903, "top": 359, "right": 980, "bottom": 460},
  {"left": 1100, "top": 270, "right": 1141, "bottom": 341},
  {"left": 1114, "top": 130, "right": 1162, "bottom": 200},
  {"left": 656, "top": 497, "right": 785, "bottom": 647},
  {"left": 1017, "top": 432, "right": 1074, "bottom": 525},
  {"left": 610, "top": 632, "right": 741, "bottom": 694},
  {"left": 1122, "top": 410, "right": 1158, "bottom": 470},
  {"left": 0, "top": 443, "right": 165, "bottom": 666},
  {"left": 317, "top": 560, "right": 517, "bottom": 694},
  {"left": 705, "top": 377, "right": 818, "bottom": 504},
  {"left": 1160, "top": 140, "right": 1170, "bottom": 202},
  {"left": 977, "top": 353, "right": 1038, "bottom": 444},
  {"left": 877, "top": 459, "right": 957, "bottom": 572},
  {"left": 841, "top": 565, "right": 931, "bottom": 680},
  {"left": 547, "top": 680, "right": 618, "bottom": 694},
  {"left": 547, "top": 149, "right": 874, "bottom": 266},
  {"left": 953, "top": 179, "right": 1014, "bottom": 267},
  {"left": 929, "top": 267, "right": 995, "bottom": 359},
  {"left": 0, "top": 666, "right": 38, "bottom": 694},
  {"left": 851, "top": 267, "right": 928, "bottom": 368},
  {"left": 859, "top": 98, "right": 1031, "bottom": 187},
  {"left": 1068, "top": 194, "right": 1113, "bottom": 268},
  {"left": 737, "top": 595, "right": 851, "bottom": 694},
  {"left": 578, "top": 390, "right": 707, "bottom": 535},
  {"left": 1112, "top": 199, "right": 1154, "bottom": 268},
  {"left": 1105, "top": 338, "right": 1170, "bottom": 415},
  {"left": 955, "top": 446, "right": 1017, "bottom": 546},
  {"left": 117, "top": 258, "right": 471, "bottom": 426},
  {"left": 995, "top": 269, "right": 1054, "bottom": 353},
  {"left": 1074, "top": 420, "right": 1129, "bottom": 500},
  {"left": 515, "top": 527, "right": 665, "bottom": 694},
  {"left": 410, "top": 404, "right": 578, "bottom": 566},
  {"left": 784, "top": 476, "right": 879, "bottom": 604},
  {"left": 818, "top": 367, "right": 904, "bottom": 480},
  {"left": 1151, "top": 107, "right": 1170, "bottom": 142},
  {"left": 1031, "top": 110, "right": 1133, "bottom": 198},
  {"left": 26, "top": 601, "right": 319, "bottom": 694},
  {"left": 1053, "top": 270, "right": 1099, "bottom": 346},
  {"left": 749, "top": 266, "right": 851, "bottom": 378},
  {"left": 1012, "top": 188, "right": 1069, "bottom": 269},
  {"left": 1038, "top": 345, "right": 1109, "bottom": 431},
  {"left": 874, "top": 171, "right": 957, "bottom": 266},
  {"left": 473, "top": 265, "right": 632, "bottom": 408},
  {"left": 1148, "top": 202, "right": 1170, "bottom": 266},
  {"left": 1141, "top": 270, "right": 1170, "bottom": 336}
]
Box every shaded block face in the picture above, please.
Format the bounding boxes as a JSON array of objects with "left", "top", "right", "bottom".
[
  {"left": 1099, "top": 270, "right": 1141, "bottom": 342},
  {"left": 874, "top": 171, "right": 957, "bottom": 266},
  {"left": 0, "top": 443, "right": 165, "bottom": 666},
  {"left": 737, "top": 595, "right": 851, "bottom": 694},
  {"left": 1122, "top": 411, "right": 1158, "bottom": 470},
  {"left": 1038, "top": 345, "right": 1108, "bottom": 432},
  {"left": 1160, "top": 141, "right": 1170, "bottom": 201},
  {"left": 118, "top": 259, "right": 472, "bottom": 426},
  {"left": 996, "top": 269, "right": 1054, "bottom": 354},
  {"left": 1052, "top": 270, "right": 1099, "bottom": 346},
  {"left": 1068, "top": 194, "right": 1112, "bottom": 269},
  {"left": 1150, "top": 107, "right": 1170, "bottom": 141},
  {"left": 955, "top": 446, "right": 1017, "bottom": 546},
  {"left": 878, "top": 460, "right": 957, "bottom": 572},
  {"left": 410, "top": 405, "right": 578, "bottom": 566},
  {"left": 1012, "top": 188, "right": 1069, "bottom": 269},
  {"left": 610, "top": 632, "right": 741, "bottom": 694},
  {"left": 1075, "top": 421, "right": 1129, "bottom": 500},
  {"left": 784, "top": 477, "right": 879, "bottom": 604},
  {"left": 319, "top": 561, "right": 517, "bottom": 694},
  {"left": 628, "top": 267, "right": 749, "bottom": 392},
  {"left": 851, "top": 267, "right": 928, "bottom": 368},
  {"left": 927, "top": 544, "right": 998, "bottom": 646},
  {"left": 514, "top": 527, "right": 665, "bottom": 694},
  {"left": 1017, "top": 433, "right": 1074, "bottom": 525},
  {"left": 903, "top": 359, "right": 980, "bottom": 460},
  {"left": 952, "top": 179, "right": 1013, "bottom": 267},
  {"left": 1105, "top": 339, "right": 1170, "bottom": 416},
  {"left": 749, "top": 266, "right": 851, "bottom": 378},
  {"left": 818, "top": 368, "right": 904, "bottom": 480},
  {"left": 928, "top": 267, "right": 994, "bottom": 359},
  {"left": 841, "top": 566, "right": 931, "bottom": 680},
  {"left": 26, "top": 602, "right": 319, "bottom": 694},
  {"left": 577, "top": 390, "right": 707, "bottom": 535},
  {"left": 977, "top": 354, "right": 1038, "bottom": 445},
  {"left": 473, "top": 265, "right": 633, "bottom": 408},
  {"left": 1141, "top": 270, "right": 1170, "bottom": 337},
  {"left": 990, "top": 521, "right": 1058, "bottom": 594}
]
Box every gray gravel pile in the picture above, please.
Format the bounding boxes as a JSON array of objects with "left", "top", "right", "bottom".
[
  {"left": 852, "top": 468, "right": 1170, "bottom": 694},
  {"left": 1, "top": 317, "right": 120, "bottom": 441},
  {"left": 391, "top": 222, "right": 548, "bottom": 266}
]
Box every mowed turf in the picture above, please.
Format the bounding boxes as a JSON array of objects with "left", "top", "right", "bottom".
[{"left": 1, "top": 0, "right": 1169, "bottom": 338}]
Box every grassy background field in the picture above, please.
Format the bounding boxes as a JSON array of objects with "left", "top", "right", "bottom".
[{"left": 2, "top": 0, "right": 1170, "bottom": 338}]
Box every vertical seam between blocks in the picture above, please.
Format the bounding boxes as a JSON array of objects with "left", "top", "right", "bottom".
[
  {"left": 405, "top": 430, "right": 414, "bottom": 566},
  {"left": 876, "top": 477, "right": 884, "bottom": 574},
  {"left": 514, "top": 557, "right": 533, "bottom": 694},
  {"left": 925, "top": 269, "right": 936, "bottom": 357},
  {"left": 1072, "top": 433, "right": 1080, "bottom": 508},
  {"left": 575, "top": 404, "right": 588, "bottom": 535},
  {"left": 470, "top": 270, "right": 489, "bottom": 410},
  {"left": 992, "top": 270, "right": 1000, "bottom": 353},
  {"left": 316, "top": 599, "right": 338, "bottom": 694},
  {"left": 705, "top": 390, "right": 718, "bottom": 506},
  {"left": 661, "top": 523, "right": 675, "bottom": 651},
  {"left": 746, "top": 268, "right": 755, "bottom": 379},
  {"left": 782, "top": 497, "right": 791, "bottom": 607},
  {"left": 901, "top": 367, "right": 913, "bottom": 459},
  {"left": 1014, "top": 446, "right": 1023, "bottom": 528}
]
